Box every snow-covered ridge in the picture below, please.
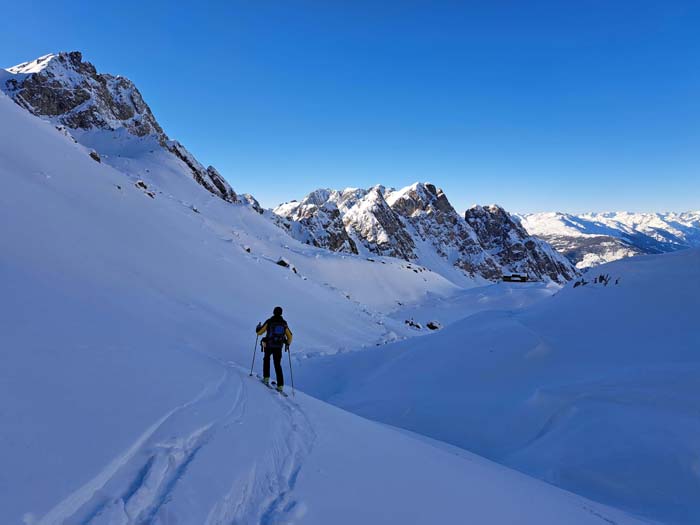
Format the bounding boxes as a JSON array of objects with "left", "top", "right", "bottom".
[
  {"left": 1, "top": 51, "right": 238, "bottom": 203},
  {"left": 6, "top": 52, "right": 57, "bottom": 74},
  {"left": 275, "top": 184, "right": 578, "bottom": 284},
  {"left": 519, "top": 210, "right": 700, "bottom": 268}
]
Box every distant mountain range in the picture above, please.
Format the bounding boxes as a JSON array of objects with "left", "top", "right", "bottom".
[{"left": 517, "top": 211, "right": 700, "bottom": 268}]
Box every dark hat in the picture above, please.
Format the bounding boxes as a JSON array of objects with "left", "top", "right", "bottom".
[{"left": 273, "top": 306, "right": 283, "bottom": 316}]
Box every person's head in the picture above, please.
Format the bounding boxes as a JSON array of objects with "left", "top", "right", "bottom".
[{"left": 273, "top": 306, "right": 283, "bottom": 316}]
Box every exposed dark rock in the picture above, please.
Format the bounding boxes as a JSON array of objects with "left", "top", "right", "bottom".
[
  {"left": 134, "top": 180, "right": 155, "bottom": 199},
  {"left": 405, "top": 319, "right": 422, "bottom": 329}
]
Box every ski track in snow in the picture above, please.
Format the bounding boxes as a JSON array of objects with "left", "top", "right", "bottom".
[
  {"left": 31, "top": 363, "right": 315, "bottom": 525},
  {"left": 206, "top": 372, "right": 316, "bottom": 525},
  {"left": 221, "top": 387, "right": 315, "bottom": 525}
]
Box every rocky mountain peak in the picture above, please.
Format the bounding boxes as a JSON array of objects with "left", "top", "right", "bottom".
[
  {"left": 3, "top": 51, "right": 166, "bottom": 141},
  {"left": 341, "top": 186, "right": 416, "bottom": 260},
  {"left": 303, "top": 188, "right": 336, "bottom": 207},
  {"left": 2, "top": 51, "right": 238, "bottom": 203},
  {"left": 387, "top": 182, "right": 460, "bottom": 223}
]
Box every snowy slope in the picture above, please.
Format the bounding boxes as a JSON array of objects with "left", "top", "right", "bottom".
[
  {"left": 299, "top": 248, "right": 700, "bottom": 524},
  {"left": 519, "top": 211, "right": 700, "bottom": 268},
  {"left": 0, "top": 88, "right": 645, "bottom": 524}
]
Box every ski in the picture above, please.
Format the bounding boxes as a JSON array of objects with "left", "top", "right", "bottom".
[
  {"left": 271, "top": 381, "right": 289, "bottom": 397},
  {"left": 254, "top": 375, "right": 288, "bottom": 397}
]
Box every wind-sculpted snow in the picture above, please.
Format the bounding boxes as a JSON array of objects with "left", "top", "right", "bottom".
[
  {"left": 276, "top": 183, "right": 576, "bottom": 284},
  {"left": 519, "top": 211, "right": 700, "bottom": 268},
  {"left": 0, "top": 91, "right": 644, "bottom": 525},
  {"left": 1, "top": 51, "right": 238, "bottom": 203},
  {"left": 302, "top": 248, "right": 700, "bottom": 524}
]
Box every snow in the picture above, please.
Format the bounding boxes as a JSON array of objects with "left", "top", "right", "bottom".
[
  {"left": 5, "top": 53, "right": 57, "bottom": 74},
  {"left": 0, "top": 90, "right": 647, "bottom": 524},
  {"left": 300, "top": 248, "right": 700, "bottom": 524}
]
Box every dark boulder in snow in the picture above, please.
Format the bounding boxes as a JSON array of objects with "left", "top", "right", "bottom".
[
  {"left": 405, "top": 318, "right": 422, "bottom": 329},
  {"left": 427, "top": 321, "right": 442, "bottom": 330}
]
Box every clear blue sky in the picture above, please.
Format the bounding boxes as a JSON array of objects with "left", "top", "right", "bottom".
[{"left": 1, "top": 1, "right": 698, "bottom": 213}]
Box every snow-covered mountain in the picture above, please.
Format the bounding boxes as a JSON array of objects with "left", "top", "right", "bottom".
[
  {"left": 0, "top": 51, "right": 238, "bottom": 203},
  {"left": 0, "top": 74, "right": 643, "bottom": 525},
  {"left": 275, "top": 184, "right": 577, "bottom": 284},
  {"left": 519, "top": 211, "right": 700, "bottom": 268}
]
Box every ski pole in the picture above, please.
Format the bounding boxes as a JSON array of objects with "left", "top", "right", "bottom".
[
  {"left": 287, "top": 345, "right": 295, "bottom": 397},
  {"left": 249, "top": 335, "right": 259, "bottom": 376}
]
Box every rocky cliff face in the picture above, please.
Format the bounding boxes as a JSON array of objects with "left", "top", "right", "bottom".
[
  {"left": 344, "top": 186, "right": 417, "bottom": 259},
  {"left": 275, "top": 186, "right": 416, "bottom": 259},
  {"left": 275, "top": 183, "right": 577, "bottom": 283},
  {"left": 465, "top": 205, "right": 578, "bottom": 282},
  {"left": 275, "top": 189, "right": 360, "bottom": 253},
  {"left": 385, "top": 183, "right": 501, "bottom": 278},
  {"left": 1, "top": 52, "right": 237, "bottom": 203}
]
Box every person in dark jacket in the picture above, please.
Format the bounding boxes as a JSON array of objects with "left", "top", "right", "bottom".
[{"left": 256, "top": 306, "right": 293, "bottom": 392}]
